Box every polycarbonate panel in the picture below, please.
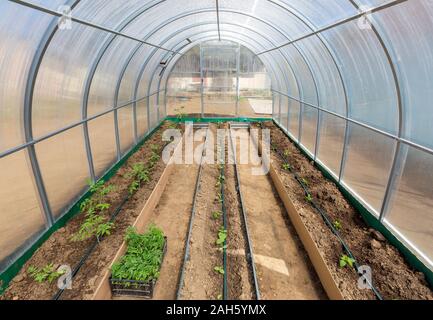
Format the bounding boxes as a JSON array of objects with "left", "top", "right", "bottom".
[
  {"left": 118, "top": 46, "right": 153, "bottom": 105},
  {"left": 149, "top": 94, "right": 159, "bottom": 130},
  {"left": 158, "top": 90, "right": 166, "bottom": 120},
  {"left": 0, "top": 150, "right": 46, "bottom": 271},
  {"left": 278, "top": 0, "right": 358, "bottom": 29},
  {"left": 342, "top": 123, "right": 396, "bottom": 214},
  {"left": 368, "top": 0, "right": 433, "bottom": 149},
  {"left": 280, "top": 95, "right": 288, "bottom": 129},
  {"left": 322, "top": 20, "right": 398, "bottom": 134},
  {"left": 219, "top": 0, "right": 311, "bottom": 41},
  {"left": 88, "top": 37, "right": 142, "bottom": 116},
  {"left": 273, "top": 93, "right": 280, "bottom": 121},
  {"left": 117, "top": 105, "right": 134, "bottom": 154},
  {"left": 385, "top": 145, "right": 433, "bottom": 264},
  {"left": 25, "top": 0, "right": 69, "bottom": 9},
  {"left": 32, "top": 25, "right": 110, "bottom": 138},
  {"left": 293, "top": 36, "right": 346, "bottom": 115},
  {"left": 301, "top": 105, "right": 317, "bottom": 153},
  {"left": 288, "top": 98, "right": 300, "bottom": 141},
  {"left": 0, "top": 2, "right": 56, "bottom": 152},
  {"left": 35, "top": 126, "right": 89, "bottom": 216},
  {"left": 88, "top": 113, "right": 117, "bottom": 178},
  {"left": 136, "top": 100, "right": 149, "bottom": 138},
  {"left": 317, "top": 112, "right": 345, "bottom": 176}
]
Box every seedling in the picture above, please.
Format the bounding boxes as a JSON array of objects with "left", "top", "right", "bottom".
[
  {"left": 28, "top": 264, "right": 65, "bottom": 284},
  {"left": 72, "top": 214, "right": 114, "bottom": 242},
  {"left": 282, "top": 163, "right": 291, "bottom": 171},
  {"left": 216, "top": 174, "right": 225, "bottom": 187},
  {"left": 217, "top": 294, "right": 223, "bottom": 300},
  {"left": 216, "top": 192, "right": 223, "bottom": 203},
  {"left": 212, "top": 211, "right": 222, "bottom": 220},
  {"left": 111, "top": 225, "right": 165, "bottom": 283},
  {"left": 305, "top": 193, "right": 313, "bottom": 202},
  {"left": 301, "top": 178, "right": 309, "bottom": 186},
  {"left": 174, "top": 106, "right": 186, "bottom": 122},
  {"left": 216, "top": 228, "right": 227, "bottom": 247},
  {"left": 333, "top": 220, "right": 342, "bottom": 231},
  {"left": 339, "top": 254, "right": 356, "bottom": 269},
  {"left": 127, "top": 162, "right": 150, "bottom": 195},
  {"left": 214, "top": 266, "right": 225, "bottom": 275}
]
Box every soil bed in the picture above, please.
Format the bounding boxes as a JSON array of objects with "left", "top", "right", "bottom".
[
  {"left": 232, "top": 126, "right": 327, "bottom": 300},
  {"left": 259, "top": 121, "right": 433, "bottom": 300},
  {"left": 1, "top": 121, "right": 181, "bottom": 300}
]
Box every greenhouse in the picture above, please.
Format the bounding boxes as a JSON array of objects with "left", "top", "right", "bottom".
[{"left": 0, "top": 0, "right": 432, "bottom": 301}]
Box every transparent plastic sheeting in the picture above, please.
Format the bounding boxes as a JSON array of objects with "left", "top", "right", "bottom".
[{"left": 0, "top": 0, "right": 432, "bottom": 276}]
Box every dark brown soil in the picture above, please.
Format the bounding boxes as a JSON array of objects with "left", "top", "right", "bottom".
[
  {"left": 225, "top": 164, "right": 255, "bottom": 300},
  {"left": 223, "top": 122, "right": 255, "bottom": 300},
  {"left": 259, "top": 121, "right": 433, "bottom": 300},
  {"left": 1, "top": 121, "right": 181, "bottom": 300},
  {"left": 233, "top": 127, "right": 327, "bottom": 300}
]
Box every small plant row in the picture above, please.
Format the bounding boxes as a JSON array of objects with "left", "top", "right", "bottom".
[
  {"left": 270, "top": 139, "right": 383, "bottom": 299},
  {"left": 27, "top": 140, "right": 166, "bottom": 287}
]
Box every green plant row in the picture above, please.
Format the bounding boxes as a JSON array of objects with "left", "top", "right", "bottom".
[{"left": 111, "top": 225, "right": 165, "bottom": 283}]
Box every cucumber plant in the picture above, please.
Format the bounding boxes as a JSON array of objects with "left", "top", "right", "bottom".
[
  {"left": 339, "top": 254, "right": 356, "bottom": 269},
  {"left": 305, "top": 193, "right": 313, "bottom": 203},
  {"left": 282, "top": 163, "right": 291, "bottom": 171},
  {"left": 214, "top": 266, "right": 224, "bottom": 275},
  {"left": 333, "top": 220, "right": 342, "bottom": 231},
  {"left": 212, "top": 211, "right": 222, "bottom": 220},
  {"left": 216, "top": 228, "right": 227, "bottom": 248}
]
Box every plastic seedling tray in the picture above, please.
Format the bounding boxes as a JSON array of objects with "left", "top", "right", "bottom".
[{"left": 109, "top": 237, "right": 167, "bottom": 299}]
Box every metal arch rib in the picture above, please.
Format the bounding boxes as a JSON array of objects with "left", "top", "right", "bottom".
[
  {"left": 80, "top": 0, "right": 166, "bottom": 172},
  {"left": 111, "top": 7, "right": 319, "bottom": 127},
  {"left": 265, "top": 0, "right": 348, "bottom": 159},
  {"left": 22, "top": 0, "right": 81, "bottom": 226},
  {"left": 346, "top": 0, "right": 404, "bottom": 221},
  {"left": 8, "top": 0, "right": 180, "bottom": 54}
]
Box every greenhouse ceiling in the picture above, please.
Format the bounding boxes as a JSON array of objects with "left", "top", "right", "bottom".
[{"left": 0, "top": 0, "right": 433, "bottom": 300}]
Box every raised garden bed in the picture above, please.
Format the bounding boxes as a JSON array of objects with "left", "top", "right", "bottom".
[
  {"left": 1, "top": 121, "right": 183, "bottom": 300},
  {"left": 256, "top": 121, "right": 433, "bottom": 300}
]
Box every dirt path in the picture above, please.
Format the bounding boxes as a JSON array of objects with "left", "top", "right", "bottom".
[
  {"left": 232, "top": 127, "right": 327, "bottom": 300},
  {"left": 179, "top": 124, "right": 224, "bottom": 300}
]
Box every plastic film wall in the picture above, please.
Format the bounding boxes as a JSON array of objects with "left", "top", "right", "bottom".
[{"left": 0, "top": 0, "right": 432, "bottom": 278}]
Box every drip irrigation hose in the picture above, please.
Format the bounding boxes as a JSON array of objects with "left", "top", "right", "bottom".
[
  {"left": 218, "top": 123, "right": 228, "bottom": 300},
  {"left": 176, "top": 126, "right": 210, "bottom": 300},
  {"left": 52, "top": 140, "right": 171, "bottom": 301},
  {"left": 228, "top": 123, "right": 261, "bottom": 300},
  {"left": 260, "top": 123, "right": 383, "bottom": 300}
]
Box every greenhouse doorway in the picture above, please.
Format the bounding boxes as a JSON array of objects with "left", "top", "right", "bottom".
[{"left": 166, "top": 40, "right": 272, "bottom": 118}]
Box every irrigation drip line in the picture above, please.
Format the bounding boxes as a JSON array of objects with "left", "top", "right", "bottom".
[
  {"left": 263, "top": 123, "right": 383, "bottom": 300},
  {"left": 53, "top": 141, "right": 171, "bottom": 300},
  {"left": 228, "top": 123, "right": 261, "bottom": 300},
  {"left": 176, "top": 126, "right": 210, "bottom": 300},
  {"left": 218, "top": 123, "right": 228, "bottom": 300}
]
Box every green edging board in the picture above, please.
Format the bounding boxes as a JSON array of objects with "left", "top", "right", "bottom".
[
  {"left": 165, "top": 116, "right": 270, "bottom": 123},
  {"left": 0, "top": 122, "right": 164, "bottom": 294},
  {"left": 272, "top": 120, "right": 433, "bottom": 288}
]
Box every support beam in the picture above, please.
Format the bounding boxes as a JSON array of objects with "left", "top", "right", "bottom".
[
  {"left": 8, "top": 0, "right": 181, "bottom": 55},
  {"left": 257, "top": 0, "right": 408, "bottom": 55}
]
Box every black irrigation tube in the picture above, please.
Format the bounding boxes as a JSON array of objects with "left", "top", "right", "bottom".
[
  {"left": 217, "top": 123, "right": 228, "bottom": 300},
  {"left": 176, "top": 126, "right": 210, "bottom": 300},
  {"left": 228, "top": 123, "right": 261, "bottom": 300},
  {"left": 259, "top": 122, "right": 384, "bottom": 300},
  {"left": 52, "top": 140, "right": 171, "bottom": 301}
]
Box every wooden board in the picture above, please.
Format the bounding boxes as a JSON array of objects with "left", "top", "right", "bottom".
[
  {"left": 92, "top": 130, "right": 187, "bottom": 300},
  {"left": 250, "top": 126, "right": 344, "bottom": 300}
]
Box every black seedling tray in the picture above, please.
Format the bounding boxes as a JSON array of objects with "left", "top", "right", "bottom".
[{"left": 109, "top": 237, "right": 167, "bottom": 299}]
